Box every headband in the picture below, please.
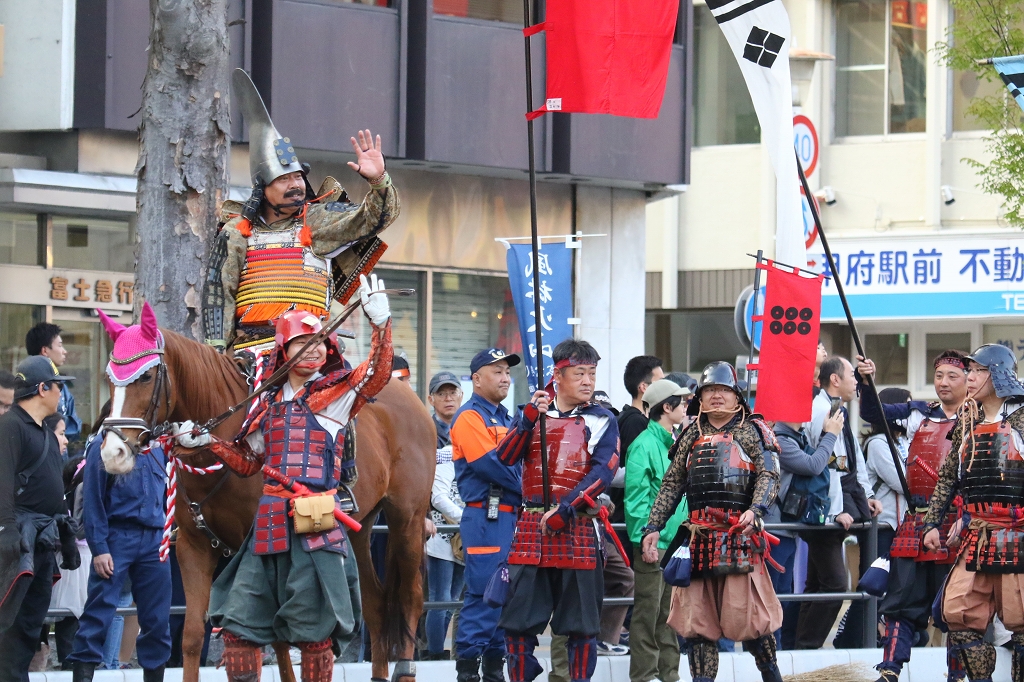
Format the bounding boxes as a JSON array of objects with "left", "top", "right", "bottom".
[
  {"left": 935, "top": 356, "right": 966, "bottom": 371},
  {"left": 392, "top": 368, "right": 411, "bottom": 379},
  {"left": 553, "top": 357, "right": 598, "bottom": 371}
]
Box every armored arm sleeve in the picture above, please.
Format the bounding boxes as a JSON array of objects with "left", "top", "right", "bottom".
[
  {"left": 546, "top": 416, "right": 620, "bottom": 532},
  {"left": 494, "top": 403, "right": 540, "bottom": 466},
  {"left": 204, "top": 434, "right": 264, "bottom": 477},
  {"left": 748, "top": 426, "right": 781, "bottom": 516},
  {"left": 923, "top": 420, "right": 963, "bottom": 529},
  {"left": 216, "top": 224, "right": 248, "bottom": 344},
  {"left": 308, "top": 319, "right": 394, "bottom": 421},
  {"left": 307, "top": 183, "right": 401, "bottom": 257}
]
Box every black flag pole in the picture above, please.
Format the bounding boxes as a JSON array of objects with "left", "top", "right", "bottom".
[
  {"left": 745, "top": 249, "right": 764, "bottom": 403},
  {"left": 523, "top": 0, "right": 551, "bottom": 512},
  {"left": 795, "top": 151, "right": 913, "bottom": 505}
]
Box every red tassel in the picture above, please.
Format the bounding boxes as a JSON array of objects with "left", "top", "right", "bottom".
[{"left": 237, "top": 218, "right": 252, "bottom": 238}]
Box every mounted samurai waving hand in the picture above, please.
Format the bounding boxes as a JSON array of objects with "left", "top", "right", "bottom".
[{"left": 173, "top": 274, "right": 393, "bottom": 682}]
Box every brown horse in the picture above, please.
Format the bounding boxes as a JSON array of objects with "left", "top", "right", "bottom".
[{"left": 98, "top": 320, "right": 435, "bottom": 682}]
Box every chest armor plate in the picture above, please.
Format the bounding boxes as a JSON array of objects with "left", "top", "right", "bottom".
[
  {"left": 253, "top": 399, "right": 346, "bottom": 556},
  {"left": 686, "top": 432, "right": 756, "bottom": 512},
  {"left": 236, "top": 224, "right": 332, "bottom": 328},
  {"left": 959, "top": 420, "right": 1024, "bottom": 506},
  {"left": 521, "top": 416, "right": 589, "bottom": 507},
  {"left": 905, "top": 418, "right": 955, "bottom": 505}
]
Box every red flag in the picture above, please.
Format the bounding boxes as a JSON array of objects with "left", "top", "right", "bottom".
[
  {"left": 747, "top": 261, "right": 824, "bottom": 423},
  {"left": 526, "top": 0, "right": 679, "bottom": 120}
]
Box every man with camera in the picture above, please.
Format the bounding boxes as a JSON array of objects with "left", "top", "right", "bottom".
[{"left": 794, "top": 355, "right": 882, "bottom": 650}]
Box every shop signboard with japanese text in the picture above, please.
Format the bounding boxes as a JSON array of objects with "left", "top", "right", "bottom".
[{"left": 809, "top": 234, "right": 1024, "bottom": 320}]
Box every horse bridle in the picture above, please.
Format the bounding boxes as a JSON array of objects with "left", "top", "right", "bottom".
[{"left": 102, "top": 347, "right": 173, "bottom": 456}]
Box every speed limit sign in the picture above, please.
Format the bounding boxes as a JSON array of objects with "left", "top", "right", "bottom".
[{"left": 793, "top": 115, "right": 818, "bottom": 177}]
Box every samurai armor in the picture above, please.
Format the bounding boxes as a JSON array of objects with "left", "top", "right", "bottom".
[
  {"left": 905, "top": 419, "right": 955, "bottom": 507},
  {"left": 689, "top": 508, "right": 763, "bottom": 576},
  {"left": 959, "top": 420, "right": 1024, "bottom": 507},
  {"left": 890, "top": 511, "right": 957, "bottom": 564},
  {"left": 686, "top": 433, "right": 757, "bottom": 513},
  {"left": 507, "top": 510, "right": 598, "bottom": 569},
  {"left": 521, "top": 416, "right": 590, "bottom": 507},
  {"left": 961, "top": 517, "right": 1024, "bottom": 573}
]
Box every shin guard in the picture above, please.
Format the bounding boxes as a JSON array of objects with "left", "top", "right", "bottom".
[
  {"left": 686, "top": 638, "right": 719, "bottom": 682},
  {"left": 876, "top": 618, "right": 914, "bottom": 675},
  {"left": 222, "top": 632, "right": 262, "bottom": 682},
  {"left": 742, "top": 634, "right": 782, "bottom": 682},
  {"left": 298, "top": 639, "right": 335, "bottom": 682},
  {"left": 948, "top": 635, "right": 967, "bottom": 682},
  {"left": 1011, "top": 632, "right": 1024, "bottom": 682},
  {"left": 566, "top": 635, "right": 598, "bottom": 682},
  {"left": 948, "top": 630, "right": 995, "bottom": 682},
  {"left": 504, "top": 635, "right": 543, "bottom": 682}
]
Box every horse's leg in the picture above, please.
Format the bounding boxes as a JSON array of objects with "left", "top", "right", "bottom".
[
  {"left": 350, "top": 510, "right": 388, "bottom": 680},
  {"left": 177, "top": 531, "right": 218, "bottom": 682},
  {"left": 274, "top": 641, "right": 297, "bottom": 682},
  {"left": 386, "top": 508, "right": 426, "bottom": 682}
]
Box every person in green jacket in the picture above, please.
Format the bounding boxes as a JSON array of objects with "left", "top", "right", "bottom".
[{"left": 625, "top": 379, "right": 691, "bottom": 682}]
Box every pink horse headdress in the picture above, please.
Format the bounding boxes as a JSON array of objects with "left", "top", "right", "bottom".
[{"left": 98, "top": 301, "right": 165, "bottom": 386}]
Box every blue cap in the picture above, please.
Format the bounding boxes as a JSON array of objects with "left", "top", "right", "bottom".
[{"left": 470, "top": 348, "right": 521, "bottom": 375}]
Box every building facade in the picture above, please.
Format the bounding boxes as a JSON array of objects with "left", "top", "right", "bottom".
[
  {"left": 646, "top": 0, "right": 1024, "bottom": 400},
  {"left": 0, "top": 0, "right": 691, "bottom": 440}
]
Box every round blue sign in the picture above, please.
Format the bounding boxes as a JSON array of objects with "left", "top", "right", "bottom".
[{"left": 744, "top": 285, "right": 766, "bottom": 351}]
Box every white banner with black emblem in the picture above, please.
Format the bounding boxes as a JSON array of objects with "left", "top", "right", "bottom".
[{"left": 710, "top": 0, "right": 804, "bottom": 267}]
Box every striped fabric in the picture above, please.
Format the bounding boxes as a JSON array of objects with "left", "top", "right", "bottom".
[{"left": 236, "top": 228, "right": 332, "bottom": 327}]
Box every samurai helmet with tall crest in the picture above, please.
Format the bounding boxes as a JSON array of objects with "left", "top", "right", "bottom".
[{"left": 233, "top": 68, "right": 305, "bottom": 187}]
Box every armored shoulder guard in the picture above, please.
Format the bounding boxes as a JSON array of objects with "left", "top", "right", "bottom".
[
  {"left": 667, "top": 420, "right": 699, "bottom": 461},
  {"left": 749, "top": 416, "right": 780, "bottom": 453},
  {"left": 202, "top": 229, "right": 230, "bottom": 349}
]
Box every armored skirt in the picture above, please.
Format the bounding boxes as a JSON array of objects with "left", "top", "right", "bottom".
[{"left": 210, "top": 526, "right": 359, "bottom": 651}]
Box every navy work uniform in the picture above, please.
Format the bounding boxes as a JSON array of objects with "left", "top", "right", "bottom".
[
  {"left": 451, "top": 392, "right": 521, "bottom": 669},
  {"left": 68, "top": 438, "right": 171, "bottom": 673}
]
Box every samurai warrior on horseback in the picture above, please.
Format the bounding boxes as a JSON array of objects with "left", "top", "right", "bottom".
[{"left": 202, "top": 69, "right": 400, "bottom": 513}]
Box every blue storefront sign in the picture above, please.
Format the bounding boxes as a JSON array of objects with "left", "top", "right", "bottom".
[
  {"left": 808, "top": 234, "right": 1024, "bottom": 320},
  {"left": 506, "top": 243, "right": 574, "bottom": 391}
]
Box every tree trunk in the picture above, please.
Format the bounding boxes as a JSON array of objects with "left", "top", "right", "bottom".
[{"left": 135, "top": 0, "right": 231, "bottom": 337}]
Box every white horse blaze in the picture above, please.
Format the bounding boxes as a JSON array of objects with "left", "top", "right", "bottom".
[{"left": 100, "top": 386, "right": 135, "bottom": 474}]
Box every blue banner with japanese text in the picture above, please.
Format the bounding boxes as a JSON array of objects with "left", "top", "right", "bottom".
[{"left": 506, "top": 243, "right": 574, "bottom": 392}]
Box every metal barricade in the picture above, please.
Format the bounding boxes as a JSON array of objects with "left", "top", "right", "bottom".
[{"left": 46, "top": 516, "right": 881, "bottom": 647}]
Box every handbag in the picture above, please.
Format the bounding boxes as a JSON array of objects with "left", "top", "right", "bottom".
[
  {"left": 662, "top": 538, "right": 692, "bottom": 587},
  {"left": 291, "top": 492, "right": 338, "bottom": 534},
  {"left": 483, "top": 562, "right": 510, "bottom": 607}
]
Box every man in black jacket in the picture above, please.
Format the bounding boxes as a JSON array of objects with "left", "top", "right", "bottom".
[{"left": 0, "top": 356, "right": 80, "bottom": 682}]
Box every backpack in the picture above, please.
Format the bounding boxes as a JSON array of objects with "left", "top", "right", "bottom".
[{"left": 776, "top": 424, "right": 830, "bottom": 525}]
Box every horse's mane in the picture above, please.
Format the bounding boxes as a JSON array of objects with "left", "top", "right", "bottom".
[{"left": 162, "top": 329, "right": 249, "bottom": 424}]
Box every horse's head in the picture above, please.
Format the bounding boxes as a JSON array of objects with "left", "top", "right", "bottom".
[{"left": 98, "top": 301, "right": 170, "bottom": 475}]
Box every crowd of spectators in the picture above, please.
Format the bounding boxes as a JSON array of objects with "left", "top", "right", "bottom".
[{"left": 0, "top": 314, "right": 949, "bottom": 677}]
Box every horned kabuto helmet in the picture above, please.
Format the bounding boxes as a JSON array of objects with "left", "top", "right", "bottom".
[
  {"left": 966, "top": 343, "right": 1024, "bottom": 399},
  {"left": 687, "top": 361, "right": 748, "bottom": 416},
  {"left": 232, "top": 69, "right": 305, "bottom": 187}
]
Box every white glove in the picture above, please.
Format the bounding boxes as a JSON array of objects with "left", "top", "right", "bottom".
[
  {"left": 174, "top": 420, "right": 212, "bottom": 449},
  {"left": 359, "top": 273, "right": 391, "bottom": 326}
]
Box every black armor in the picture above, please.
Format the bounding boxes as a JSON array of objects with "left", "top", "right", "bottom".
[
  {"left": 958, "top": 420, "right": 1024, "bottom": 507},
  {"left": 686, "top": 433, "right": 757, "bottom": 512}
]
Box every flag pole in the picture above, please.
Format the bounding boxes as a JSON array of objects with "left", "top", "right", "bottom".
[
  {"left": 795, "top": 152, "right": 913, "bottom": 505},
  {"left": 746, "top": 250, "right": 764, "bottom": 403},
  {"left": 523, "top": 0, "right": 551, "bottom": 512}
]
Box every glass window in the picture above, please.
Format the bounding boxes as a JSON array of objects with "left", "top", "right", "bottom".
[
  {"left": 646, "top": 309, "right": 749, "bottom": 374},
  {"left": 924, "top": 332, "right": 972, "bottom": 381},
  {"left": 0, "top": 304, "right": 45, "bottom": 372},
  {"left": 343, "top": 269, "right": 424, "bottom": 394},
  {"left": 864, "top": 332, "right": 908, "bottom": 384},
  {"left": 337, "top": 0, "right": 393, "bottom": 5},
  {"left": 693, "top": 4, "right": 760, "bottom": 145},
  {"left": 430, "top": 272, "right": 527, "bottom": 407},
  {"left": 57, "top": 319, "right": 111, "bottom": 443},
  {"left": 434, "top": 0, "right": 522, "bottom": 22},
  {"left": 52, "top": 216, "right": 133, "bottom": 272},
  {"left": 983, "top": 324, "right": 1024, "bottom": 365},
  {"left": 835, "top": 0, "right": 927, "bottom": 136},
  {"left": 0, "top": 212, "right": 41, "bottom": 266}
]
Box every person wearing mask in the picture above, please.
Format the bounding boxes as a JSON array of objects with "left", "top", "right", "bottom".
[
  {"left": 625, "top": 379, "right": 690, "bottom": 682},
  {"left": 767, "top": 410, "right": 844, "bottom": 649},
  {"left": 425, "top": 371, "right": 465, "bottom": 660},
  {"left": 450, "top": 348, "right": 522, "bottom": 682},
  {"left": 921, "top": 344, "right": 1024, "bottom": 682},
  {"left": 497, "top": 339, "right": 618, "bottom": 682},
  {"left": 66, "top": 427, "right": 171, "bottom": 682},
  {"left": 0, "top": 370, "right": 16, "bottom": 416},
  {"left": 857, "top": 351, "right": 969, "bottom": 682},
  {"left": 795, "top": 355, "right": 882, "bottom": 650},
  {"left": 641, "top": 362, "right": 783, "bottom": 682},
  {"left": 0, "top": 356, "right": 80, "bottom": 682},
  {"left": 25, "top": 323, "right": 82, "bottom": 445}
]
